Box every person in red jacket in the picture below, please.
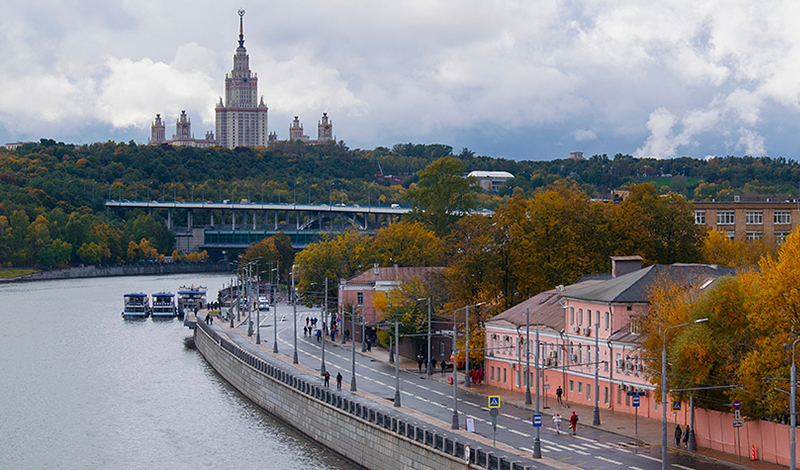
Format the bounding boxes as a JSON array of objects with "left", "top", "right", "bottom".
[{"left": 569, "top": 412, "right": 578, "bottom": 435}]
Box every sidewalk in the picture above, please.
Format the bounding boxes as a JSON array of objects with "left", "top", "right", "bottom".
[{"left": 353, "top": 342, "right": 787, "bottom": 470}]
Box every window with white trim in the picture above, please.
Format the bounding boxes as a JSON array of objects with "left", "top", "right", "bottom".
[
  {"left": 746, "top": 231, "right": 763, "bottom": 240},
  {"left": 695, "top": 210, "right": 706, "bottom": 224},
  {"left": 775, "top": 211, "right": 791, "bottom": 225},
  {"left": 717, "top": 210, "right": 735, "bottom": 225},
  {"left": 605, "top": 311, "right": 610, "bottom": 330},
  {"left": 745, "top": 211, "right": 763, "bottom": 225}
]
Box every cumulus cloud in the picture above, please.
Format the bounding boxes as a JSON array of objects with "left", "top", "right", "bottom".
[{"left": 3, "top": 0, "right": 800, "bottom": 157}]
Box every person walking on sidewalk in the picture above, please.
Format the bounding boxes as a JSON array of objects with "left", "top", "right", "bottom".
[
  {"left": 553, "top": 413, "right": 562, "bottom": 435},
  {"left": 556, "top": 385, "right": 563, "bottom": 405},
  {"left": 683, "top": 425, "right": 690, "bottom": 448},
  {"left": 336, "top": 372, "right": 342, "bottom": 390},
  {"left": 323, "top": 371, "right": 330, "bottom": 388},
  {"left": 569, "top": 412, "right": 578, "bottom": 435},
  {"left": 675, "top": 424, "right": 682, "bottom": 447}
]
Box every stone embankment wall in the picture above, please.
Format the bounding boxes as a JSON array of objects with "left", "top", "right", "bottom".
[
  {"left": 194, "top": 321, "right": 536, "bottom": 470},
  {"left": 5, "top": 262, "right": 229, "bottom": 282}
]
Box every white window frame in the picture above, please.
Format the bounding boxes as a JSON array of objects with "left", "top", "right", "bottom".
[
  {"left": 745, "top": 211, "right": 763, "bottom": 225},
  {"left": 717, "top": 210, "right": 735, "bottom": 225},
  {"left": 775, "top": 211, "right": 791, "bottom": 225},
  {"left": 695, "top": 210, "right": 706, "bottom": 225}
]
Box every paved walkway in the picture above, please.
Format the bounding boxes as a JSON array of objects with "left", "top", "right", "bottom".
[{"left": 353, "top": 342, "right": 788, "bottom": 470}]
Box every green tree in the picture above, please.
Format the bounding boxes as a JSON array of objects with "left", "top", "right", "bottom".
[
  {"left": 77, "top": 242, "right": 104, "bottom": 265},
  {"left": 37, "top": 239, "right": 72, "bottom": 267},
  {"left": 294, "top": 232, "right": 374, "bottom": 303},
  {"left": 405, "top": 156, "right": 479, "bottom": 236},
  {"left": 611, "top": 183, "right": 705, "bottom": 264}
]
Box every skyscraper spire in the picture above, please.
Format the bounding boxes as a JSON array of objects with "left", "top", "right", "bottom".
[{"left": 237, "top": 9, "right": 245, "bottom": 48}]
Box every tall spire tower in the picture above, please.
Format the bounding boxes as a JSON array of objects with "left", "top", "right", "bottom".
[{"left": 215, "top": 9, "right": 269, "bottom": 148}]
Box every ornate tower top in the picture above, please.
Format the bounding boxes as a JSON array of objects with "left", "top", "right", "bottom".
[{"left": 237, "top": 9, "right": 245, "bottom": 48}]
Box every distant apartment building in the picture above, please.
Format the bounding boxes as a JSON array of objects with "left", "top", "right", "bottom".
[
  {"left": 467, "top": 171, "right": 514, "bottom": 192},
  {"left": 692, "top": 196, "right": 800, "bottom": 242}
]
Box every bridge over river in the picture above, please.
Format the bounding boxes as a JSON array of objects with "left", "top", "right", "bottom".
[{"left": 105, "top": 199, "right": 413, "bottom": 258}]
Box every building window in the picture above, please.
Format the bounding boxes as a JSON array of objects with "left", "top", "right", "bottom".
[
  {"left": 617, "top": 387, "right": 622, "bottom": 404},
  {"left": 695, "top": 210, "right": 706, "bottom": 225},
  {"left": 440, "top": 341, "right": 445, "bottom": 356},
  {"left": 717, "top": 210, "right": 735, "bottom": 225},
  {"left": 746, "top": 211, "right": 763, "bottom": 225},
  {"left": 775, "top": 211, "right": 791, "bottom": 225},
  {"left": 630, "top": 316, "right": 641, "bottom": 334},
  {"left": 578, "top": 309, "right": 583, "bottom": 326},
  {"left": 569, "top": 380, "right": 574, "bottom": 392},
  {"left": 357, "top": 292, "right": 364, "bottom": 306},
  {"left": 491, "top": 366, "right": 495, "bottom": 381},
  {"left": 586, "top": 384, "right": 591, "bottom": 400},
  {"left": 604, "top": 387, "right": 609, "bottom": 404},
  {"left": 578, "top": 382, "right": 583, "bottom": 394},
  {"left": 570, "top": 308, "right": 574, "bottom": 325},
  {"left": 777, "top": 232, "right": 791, "bottom": 243},
  {"left": 587, "top": 310, "right": 592, "bottom": 326},
  {"left": 503, "top": 368, "right": 507, "bottom": 383},
  {"left": 746, "top": 231, "right": 763, "bottom": 240},
  {"left": 605, "top": 311, "right": 610, "bottom": 330}
]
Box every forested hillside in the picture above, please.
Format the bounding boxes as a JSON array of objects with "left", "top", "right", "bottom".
[{"left": 1, "top": 137, "right": 799, "bottom": 268}]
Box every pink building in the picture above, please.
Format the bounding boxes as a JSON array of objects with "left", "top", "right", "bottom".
[{"left": 484, "top": 256, "right": 737, "bottom": 419}]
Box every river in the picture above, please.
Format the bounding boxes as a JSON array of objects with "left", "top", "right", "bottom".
[{"left": 0, "top": 273, "right": 357, "bottom": 470}]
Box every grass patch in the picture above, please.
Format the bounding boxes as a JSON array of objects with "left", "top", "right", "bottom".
[{"left": 0, "top": 268, "right": 39, "bottom": 279}]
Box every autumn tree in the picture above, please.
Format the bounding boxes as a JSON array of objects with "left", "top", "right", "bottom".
[
  {"left": 702, "top": 228, "right": 779, "bottom": 267},
  {"left": 371, "top": 221, "right": 441, "bottom": 267},
  {"left": 294, "top": 232, "right": 373, "bottom": 304}
]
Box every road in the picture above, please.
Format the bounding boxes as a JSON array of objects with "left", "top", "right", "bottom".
[{"left": 250, "top": 303, "right": 739, "bottom": 470}]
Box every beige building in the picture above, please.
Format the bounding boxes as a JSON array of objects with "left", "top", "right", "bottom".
[{"left": 693, "top": 197, "right": 800, "bottom": 241}]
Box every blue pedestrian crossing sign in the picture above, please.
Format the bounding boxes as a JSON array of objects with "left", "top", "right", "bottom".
[
  {"left": 532, "top": 414, "right": 543, "bottom": 427},
  {"left": 632, "top": 396, "right": 640, "bottom": 407},
  {"left": 672, "top": 401, "right": 681, "bottom": 412},
  {"left": 488, "top": 396, "right": 501, "bottom": 408}
]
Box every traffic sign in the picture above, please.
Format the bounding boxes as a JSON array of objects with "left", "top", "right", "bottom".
[
  {"left": 732, "top": 400, "right": 742, "bottom": 410},
  {"left": 465, "top": 445, "right": 471, "bottom": 465},
  {"left": 627, "top": 390, "right": 647, "bottom": 396},
  {"left": 488, "top": 396, "right": 501, "bottom": 408},
  {"left": 734, "top": 409, "right": 741, "bottom": 420},
  {"left": 733, "top": 420, "right": 744, "bottom": 427},
  {"left": 532, "top": 414, "right": 543, "bottom": 427},
  {"left": 672, "top": 401, "right": 681, "bottom": 412},
  {"left": 490, "top": 408, "right": 499, "bottom": 417},
  {"left": 632, "top": 396, "right": 640, "bottom": 407}
]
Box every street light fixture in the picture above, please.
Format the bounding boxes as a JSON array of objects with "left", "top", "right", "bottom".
[{"left": 662, "top": 318, "right": 708, "bottom": 469}]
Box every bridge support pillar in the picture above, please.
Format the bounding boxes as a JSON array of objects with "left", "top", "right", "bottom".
[
  {"left": 167, "top": 209, "right": 173, "bottom": 229},
  {"left": 252, "top": 211, "right": 256, "bottom": 230},
  {"left": 187, "top": 210, "right": 193, "bottom": 229}
]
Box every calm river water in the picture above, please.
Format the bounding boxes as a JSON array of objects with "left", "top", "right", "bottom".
[{"left": 0, "top": 273, "right": 357, "bottom": 470}]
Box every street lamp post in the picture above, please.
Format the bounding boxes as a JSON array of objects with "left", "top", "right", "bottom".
[
  {"left": 791, "top": 338, "right": 800, "bottom": 470},
  {"left": 452, "top": 345, "right": 459, "bottom": 429},
  {"left": 593, "top": 320, "right": 600, "bottom": 425},
  {"left": 464, "top": 302, "right": 486, "bottom": 387},
  {"left": 394, "top": 314, "right": 401, "bottom": 407},
  {"left": 320, "top": 278, "right": 327, "bottom": 376},
  {"left": 662, "top": 318, "right": 708, "bottom": 469},
  {"left": 416, "top": 297, "right": 433, "bottom": 375},
  {"left": 272, "top": 267, "right": 278, "bottom": 353},
  {"left": 292, "top": 264, "right": 298, "bottom": 364},
  {"left": 255, "top": 262, "right": 261, "bottom": 345},
  {"left": 351, "top": 304, "right": 357, "bottom": 391},
  {"left": 525, "top": 308, "right": 532, "bottom": 404},
  {"left": 533, "top": 307, "right": 542, "bottom": 459},
  {"left": 247, "top": 263, "right": 253, "bottom": 337}
]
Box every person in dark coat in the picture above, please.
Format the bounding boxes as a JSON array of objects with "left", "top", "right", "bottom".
[
  {"left": 336, "top": 372, "right": 342, "bottom": 390},
  {"left": 675, "top": 424, "right": 682, "bottom": 447}
]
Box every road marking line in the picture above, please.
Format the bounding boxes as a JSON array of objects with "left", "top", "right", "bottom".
[
  {"left": 639, "top": 454, "right": 661, "bottom": 462},
  {"left": 672, "top": 465, "right": 694, "bottom": 470},
  {"left": 509, "top": 429, "right": 530, "bottom": 437},
  {"left": 629, "top": 466, "right": 646, "bottom": 470},
  {"left": 595, "top": 456, "right": 623, "bottom": 465}
]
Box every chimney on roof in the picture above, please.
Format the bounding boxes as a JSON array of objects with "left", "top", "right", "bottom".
[
  {"left": 611, "top": 256, "right": 643, "bottom": 278},
  {"left": 374, "top": 263, "right": 379, "bottom": 275}
]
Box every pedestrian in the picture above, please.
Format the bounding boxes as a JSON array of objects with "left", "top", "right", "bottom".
[
  {"left": 336, "top": 372, "right": 342, "bottom": 390},
  {"left": 431, "top": 358, "right": 437, "bottom": 372},
  {"left": 478, "top": 368, "right": 484, "bottom": 384},
  {"left": 417, "top": 354, "right": 424, "bottom": 372},
  {"left": 553, "top": 413, "right": 562, "bottom": 434},
  {"left": 441, "top": 360, "right": 446, "bottom": 376},
  {"left": 323, "top": 371, "right": 330, "bottom": 388},
  {"left": 569, "top": 412, "right": 578, "bottom": 435},
  {"left": 345, "top": 329, "right": 350, "bottom": 342},
  {"left": 330, "top": 330, "right": 335, "bottom": 342},
  {"left": 675, "top": 424, "right": 682, "bottom": 447},
  {"left": 366, "top": 338, "right": 372, "bottom": 351},
  {"left": 316, "top": 329, "right": 321, "bottom": 342},
  {"left": 556, "top": 385, "right": 563, "bottom": 405},
  {"left": 306, "top": 317, "right": 309, "bottom": 326},
  {"left": 683, "top": 426, "right": 690, "bottom": 448}
]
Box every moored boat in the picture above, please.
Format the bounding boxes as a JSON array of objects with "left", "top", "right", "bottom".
[
  {"left": 151, "top": 292, "right": 177, "bottom": 319},
  {"left": 177, "top": 285, "right": 207, "bottom": 318},
  {"left": 122, "top": 293, "right": 150, "bottom": 319}
]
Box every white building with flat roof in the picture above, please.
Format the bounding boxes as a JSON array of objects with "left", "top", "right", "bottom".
[{"left": 467, "top": 171, "right": 514, "bottom": 192}]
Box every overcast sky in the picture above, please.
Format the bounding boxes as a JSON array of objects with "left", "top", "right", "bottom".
[{"left": 3, "top": 1, "right": 800, "bottom": 161}]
